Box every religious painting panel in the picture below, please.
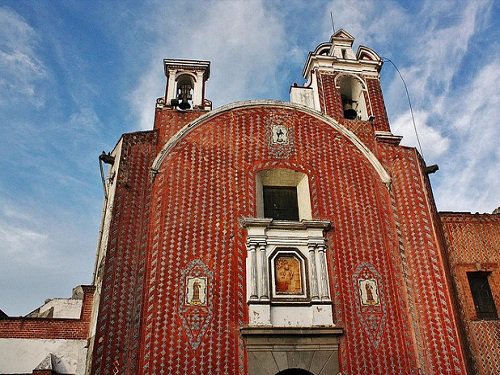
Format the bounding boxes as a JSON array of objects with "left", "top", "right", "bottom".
[{"left": 270, "top": 248, "right": 308, "bottom": 301}]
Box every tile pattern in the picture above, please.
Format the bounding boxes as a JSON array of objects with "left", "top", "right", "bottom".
[
  {"left": 352, "top": 262, "right": 387, "bottom": 348},
  {"left": 380, "top": 145, "right": 468, "bottom": 374},
  {"left": 139, "top": 106, "right": 419, "bottom": 374},
  {"left": 178, "top": 260, "right": 214, "bottom": 349},
  {"left": 441, "top": 213, "right": 500, "bottom": 375},
  {"left": 93, "top": 103, "right": 470, "bottom": 374},
  {"left": 90, "top": 131, "right": 158, "bottom": 375}
]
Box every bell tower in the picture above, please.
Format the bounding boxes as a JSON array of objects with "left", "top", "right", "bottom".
[
  {"left": 163, "top": 59, "right": 211, "bottom": 110},
  {"left": 291, "top": 29, "right": 391, "bottom": 139}
]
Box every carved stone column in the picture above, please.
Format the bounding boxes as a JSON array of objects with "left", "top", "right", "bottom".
[
  {"left": 317, "top": 244, "right": 330, "bottom": 299},
  {"left": 259, "top": 242, "right": 269, "bottom": 299},
  {"left": 308, "top": 243, "right": 319, "bottom": 300},
  {"left": 248, "top": 242, "right": 258, "bottom": 300}
]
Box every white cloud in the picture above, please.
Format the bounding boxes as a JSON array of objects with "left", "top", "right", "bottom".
[
  {"left": 433, "top": 60, "right": 500, "bottom": 212},
  {"left": 326, "top": 0, "right": 407, "bottom": 47},
  {"left": 0, "top": 6, "right": 46, "bottom": 106},
  {"left": 0, "top": 201, "right": 50, "bottom": 266},
  {"left": 129, "top": 0, "right": 287, "bottom": 130},
  {"left": 391, "top": 110, "right": 450, "bottom": 160}
]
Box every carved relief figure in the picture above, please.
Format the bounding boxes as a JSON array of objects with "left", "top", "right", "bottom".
[{"left": 275, "top": 256, "right": 302, "bottom": 294}]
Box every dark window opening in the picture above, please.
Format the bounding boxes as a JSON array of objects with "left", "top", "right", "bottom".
[
  {"left": 467, "top": 272, "right": 498, "bottom": 320},
  {"left": 263, "top": 186, "right": 299, "bottom": 221}
]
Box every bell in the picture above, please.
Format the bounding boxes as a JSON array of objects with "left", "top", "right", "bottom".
[
  {"left": 176, "top": 83, "right": 193, "bottom": 110},
  {"left": 342, "top": 99, "right": 358, "bottom": 120},
  {"left": 344, "top": 108, "right": 357, "bottom": 119},
  {"left": 178, "top": 100, "right": 191, "bottom": 110}
]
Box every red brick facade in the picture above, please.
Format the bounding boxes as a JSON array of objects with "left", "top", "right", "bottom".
[
  {"left": 86, "top": 32, "right": 497, "bottom": 375},
  {"left": 440, "top": 213, "right": 500, "bottom": 375}
]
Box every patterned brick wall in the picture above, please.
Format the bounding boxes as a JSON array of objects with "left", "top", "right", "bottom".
[
  {"left": 440, "top": 213, "right": 500, "bottom": 375},
  {"left": 365, "top": 78, "right": 390, "bottom": 133},
  {"left": 90, "top": 99, "right": 472, "bottom": 374},
  {"left": 129, "top": 104, "right": 468, "bottom": 374},
  {"left": 379, "top": 144, "right": 468, "bottom": 374},
  {"left": 0, "top": 285, "right": 94, "bottom": 340},
  {"left": 154, "top": 109, "right": 207, "bottom": 148},
  {"left": 90, "top": 131, "right": 158, "bottom": 375}
]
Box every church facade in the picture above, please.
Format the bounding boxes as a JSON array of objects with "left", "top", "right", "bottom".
[{"left": 1, "top": 30, "right": 499, "bottom": 375}]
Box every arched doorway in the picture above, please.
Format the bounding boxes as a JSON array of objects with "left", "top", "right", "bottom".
[{"left": 276, "top": 369, "right": 314, "bottom": 375}]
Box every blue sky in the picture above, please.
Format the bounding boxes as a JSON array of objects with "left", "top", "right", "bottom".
[{"left": 1, "top": 0, "right": 499, "bottom": 316}]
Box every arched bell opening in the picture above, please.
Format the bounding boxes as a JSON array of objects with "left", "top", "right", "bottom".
[
  {"left": 338, "top": 75, "right": 369, "bottom": 121},
  {"left": 175, "top": 74, "right": 195, "bottom": 110}
]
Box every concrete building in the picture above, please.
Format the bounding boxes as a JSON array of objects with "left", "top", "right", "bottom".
[{"left": 1, "top": 30, "right": 498, "bottom": 375}]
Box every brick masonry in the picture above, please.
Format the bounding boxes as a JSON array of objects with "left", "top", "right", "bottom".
[
  {"left": 440, "top": 213, "right": 500, "bottom": 375},
  {"left": 87, "top": 101, "right": 468, "bottom": 374},
  {"left": 0, "top": 285, "right": 94, "bottom": 340},
  {"left": 88, "top": 41, "right": 478, "bottom": 374}
]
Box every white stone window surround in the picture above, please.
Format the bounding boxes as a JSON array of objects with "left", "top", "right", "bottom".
[
  {"left": 242, "top": 218, "right": 334, "bottom": 327},
  {"left": 256, "top": 169, "right": 312, "bottom": 220}
]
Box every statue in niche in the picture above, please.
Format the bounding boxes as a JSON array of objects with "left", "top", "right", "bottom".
[{"left": 275, "top": 255, "right": 302, "bottom": 294}]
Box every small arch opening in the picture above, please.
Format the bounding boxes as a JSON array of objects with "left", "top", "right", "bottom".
[
  {"left": 176, "top": 74, "right": 194, "bottom": 110},
  {"left": 338, "top": 75, "right": 368, "bottom": 121}
]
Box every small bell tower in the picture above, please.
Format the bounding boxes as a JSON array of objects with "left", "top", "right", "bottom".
[
  {"left": 163, "top": 59, "right": 211, "bottom": 110},
  {"left": 291, "top": 29, "right": 391, "bottom": 135}
]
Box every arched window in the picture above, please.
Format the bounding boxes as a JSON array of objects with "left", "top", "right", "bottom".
[{"left": 338, "top": 75, "right": 369, "bottom": 120}]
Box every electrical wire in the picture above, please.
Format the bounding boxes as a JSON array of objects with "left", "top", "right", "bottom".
[{"left": 382, "top": 57, "right": 425, "bottom": 160}]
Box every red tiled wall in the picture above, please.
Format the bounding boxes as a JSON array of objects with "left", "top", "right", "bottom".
[
  {"left": 90, "top": 131, "right": 158, "bottom": 375},
  {"left": 92, "top": 100, "right": 469, "bottom": 374},
  {"left": 379, "top": 144, "right": 468, "bottom": 373},
  {"left": 133, "top": 106, "right": 466, "bottom": 374},
  {"left": 441, "top": 213, "right": 500, "bottom": 375},
  {"left": 154, "top": 108, "right": 208, "bottom": 148}
]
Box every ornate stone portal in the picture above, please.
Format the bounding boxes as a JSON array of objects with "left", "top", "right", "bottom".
[
  {"left": 242, "top": 218, "right": 335, "bottom": 327},
  {"left": 241, "top": 218, "right": 342, "bottom": 374}
]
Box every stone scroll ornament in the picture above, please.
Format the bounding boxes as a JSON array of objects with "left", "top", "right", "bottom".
[
  {"left": 179, "top": 260, "right": 213, "bottom": 349},
  {"left": 352, "top": 262, "right": 387, "bottom": 348}
]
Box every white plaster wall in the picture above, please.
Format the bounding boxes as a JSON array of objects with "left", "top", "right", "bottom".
[
  {"left": 290, "top": 87, "right": 314, "bottom": 109},
  {"left": 0, "top": 338, "right": 87, "bottom": 374},
  {"left": 36, "top": 299, "right": 83, "bottom": 319}
]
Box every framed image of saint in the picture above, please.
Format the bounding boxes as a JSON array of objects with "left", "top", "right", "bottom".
[{"left": 270, "top": 249, "right": 308, "bottom": 301}]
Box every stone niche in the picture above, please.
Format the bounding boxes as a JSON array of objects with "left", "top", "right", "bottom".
[{"left": 242, "top": 218, "right": 335, "bottom": 327}]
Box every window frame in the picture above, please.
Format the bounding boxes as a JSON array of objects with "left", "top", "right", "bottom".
[
  {"left": 256, "top": 169, "right": 312, "bottom": 221},
  {"left": 467, "top": 271, "right": 498, "bottom": 320}
]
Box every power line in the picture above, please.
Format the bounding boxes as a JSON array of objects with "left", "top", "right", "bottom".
[{"left": 382, "top": 57, "right": 425, "bottom": 160}]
